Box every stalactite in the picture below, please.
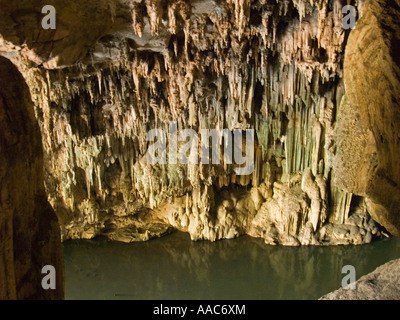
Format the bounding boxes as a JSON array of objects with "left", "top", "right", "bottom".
[{"left": 21, "top": 0, "right": 382, "bottom": 245}]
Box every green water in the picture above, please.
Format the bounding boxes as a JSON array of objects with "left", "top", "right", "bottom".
[{"left": 63, "top": 232, "right": 400, "bottom": 300}]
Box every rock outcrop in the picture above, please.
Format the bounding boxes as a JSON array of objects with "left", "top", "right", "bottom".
[
  {"left": 0, "top": 56, "right": 64, "bottom": 300},
  {"left": 320, "top": 258, "right": 400, "bottom": 300},
  {"left": 0, "top": 0, "right": 399, "bottom": 245},
  {"left": 335, "top": 0, "right": 400, "bottom": 237}
]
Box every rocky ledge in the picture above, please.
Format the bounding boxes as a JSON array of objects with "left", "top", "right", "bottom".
[{"left": 320, "top": 258, "right": 400, "bottom": 300}]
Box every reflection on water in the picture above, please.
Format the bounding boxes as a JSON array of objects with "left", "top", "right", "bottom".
[{"left": 63, "top": 232, "right": 400, "bottom": 300}]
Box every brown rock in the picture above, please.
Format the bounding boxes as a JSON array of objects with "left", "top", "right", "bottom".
[
  {"left": 0, "top": 56, "right": 64, "bottom": 300},
  {"left": 339, "top": 0, "right": 400, "bottom": 236}
]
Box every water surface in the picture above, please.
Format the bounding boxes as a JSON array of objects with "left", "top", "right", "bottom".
[{"left": 63, "top": 232, "right": 400, "bottom": 300}]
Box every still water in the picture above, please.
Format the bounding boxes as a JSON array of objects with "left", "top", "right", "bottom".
[{"left": 63, "top": 232, "right": 400, "bottom": 300}]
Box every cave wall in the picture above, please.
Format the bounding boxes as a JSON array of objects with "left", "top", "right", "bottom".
[
  {"left": 0, "top": 56, "right": 64, "bottom": 299},
  {"left": 336, "top": 0, "right": 400, "bottom": 236},
  {"left": 0, "top": 0, "right": 399, "bottom": 246}
]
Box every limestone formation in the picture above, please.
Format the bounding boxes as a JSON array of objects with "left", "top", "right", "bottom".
[
  {"left": 0, "top": 0, "right": 399, "bottom": 246},
  {"left": 336, "top": 0, "right": 400, "bottom": 237},
  {"left": 320, "top": 258, "right": 400, "bottom": 300}
]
